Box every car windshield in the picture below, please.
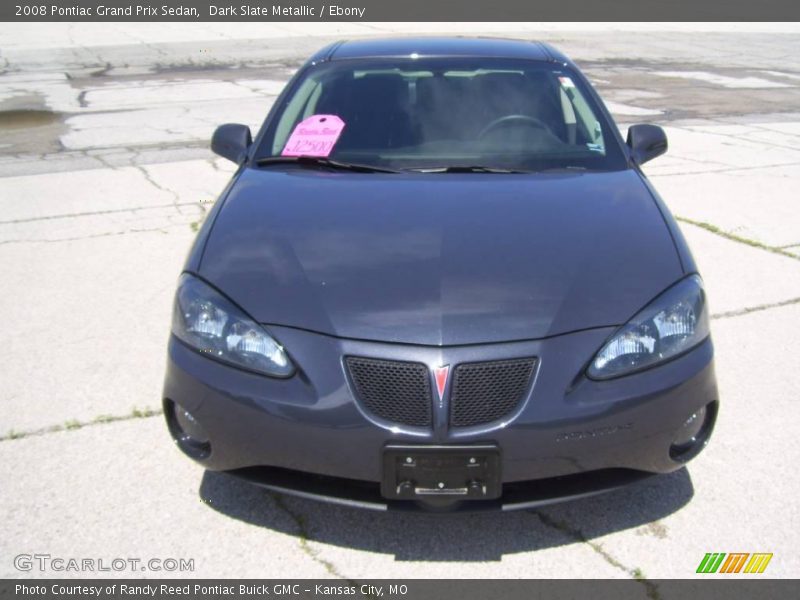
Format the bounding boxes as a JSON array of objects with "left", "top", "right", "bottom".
[{"left": 255, "top": 57, "right": 628, "bottom": 172}]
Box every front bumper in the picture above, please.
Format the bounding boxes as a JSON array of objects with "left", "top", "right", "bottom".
[{"left": 162, "top": 324, "right": 718, "bottom": 510}]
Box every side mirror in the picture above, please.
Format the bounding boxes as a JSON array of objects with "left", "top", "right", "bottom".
[
  {"left": 627, "top": 124, "right": 668, "bottom": 165},
  {"left": 211, "top": 123, "right": 252, "bottom": 164}
]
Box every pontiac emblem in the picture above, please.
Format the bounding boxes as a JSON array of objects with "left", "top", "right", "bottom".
[{"left": 434, "top": 365, "right": 450, "bottom": 400}]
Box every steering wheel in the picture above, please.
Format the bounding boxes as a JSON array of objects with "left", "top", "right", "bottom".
[{"left": 478, "top": 115, "right": 550, "bottom": 139}]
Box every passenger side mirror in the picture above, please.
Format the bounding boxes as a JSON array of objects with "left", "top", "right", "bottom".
[
  {"left": 627, "top": 124, "right": 668, "bottom": 165},
  {"left": 211, "top": 123, "right": 252, "bottom": 164}
]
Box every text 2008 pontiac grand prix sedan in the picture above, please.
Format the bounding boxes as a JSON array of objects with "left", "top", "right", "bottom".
[{"left": 162, "top": 38, "right": 718, "bottom": 511}]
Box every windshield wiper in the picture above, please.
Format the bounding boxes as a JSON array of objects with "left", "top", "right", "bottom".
[
  {"left": 255, "top": 156, "right": 400, "bottom": 173},
  {"left": 408, "top": 165, "right": 531, "bottom": 174},
  {"left": 531, "top": 166, "right": 588, "bottom": 173}
]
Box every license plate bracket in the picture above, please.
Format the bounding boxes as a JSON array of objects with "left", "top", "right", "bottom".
[{"left": 381, "top": 444, "right": 502, "bottom": 501}]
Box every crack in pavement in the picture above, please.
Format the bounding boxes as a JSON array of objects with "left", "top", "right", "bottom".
[
  {"left": 711, "top": 296, "right": 800, "bottom": 319},
  {"left": 207, "top": 157, "right": 225, "bottom": 173},
  {"left": 532, "top": 510, "right": 660, "bottom": 598},
  {"left": 269, "top": 493, "right": 361, "bottom": 583},
  {"left": 0, "top": 223, "right": 180, "bottom": 246},
  {"left": 0, "top": 407, "right": 162, "bottom": 442},
  {"left": 133, "top": 163, "right": 187, "bottom": 215},
  {"left": 670, "top": 123, "right": 800, "bottom": 154},
  {"left": 90, "top": 152, "right": 119, "bottom": 172},
  {"left": 676, "top": 215, "right": 800, "bottom": 261},
  {"left": 655, "top": 158, "right": 800, "bottom": 177},
  {"left": 0, "top": 201, "right": 200, "bottom": 225}
]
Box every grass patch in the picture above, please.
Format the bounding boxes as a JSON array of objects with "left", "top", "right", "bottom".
[
  {"left": 93, "top": 414, "right": 117, "bottom": 424},
  {"left": 189, "top": 200, "right": 210, "bottom": 232},
  {"left": 131, "top": 406, "right": 159, "bottom": 418}
]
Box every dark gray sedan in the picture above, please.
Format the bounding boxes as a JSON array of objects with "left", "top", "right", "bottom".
[{"left": 163, "top": 37, "right": 718, "bottom": 511}]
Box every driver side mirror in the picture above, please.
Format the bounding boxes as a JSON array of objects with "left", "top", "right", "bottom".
[
  {"left": 211, "top": 123, "right": 252, "bottom": 164},
  {"left": 627, "top": 124, "right": 668, "bottom": 165}
]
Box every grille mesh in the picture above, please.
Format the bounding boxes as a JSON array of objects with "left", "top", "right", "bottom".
[
  {"left": 346, "top": 357, "right": 432, "bottom": 427},
  {"left": 450, "top": 358, "right": 537, "bottom": 427}
]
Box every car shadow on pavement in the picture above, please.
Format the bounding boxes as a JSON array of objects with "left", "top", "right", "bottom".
[{"left": 199, "top": 468, "right": 693, "bottom": 561}]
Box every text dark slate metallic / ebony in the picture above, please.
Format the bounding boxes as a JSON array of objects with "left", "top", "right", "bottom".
[{"left": 162, "top": 37, "right": 719, "bottom": 511}]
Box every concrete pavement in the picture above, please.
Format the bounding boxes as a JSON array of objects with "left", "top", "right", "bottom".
[{"left": 0, "top": 23, "right": 798, "bottom": 582}]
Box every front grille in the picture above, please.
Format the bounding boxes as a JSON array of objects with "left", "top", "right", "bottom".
[
  {"left": 450, "top": 358, "right": 537, "bottom": 427},
  {"left": 346, "top": 357, "right": 432, "bottom": 427}
]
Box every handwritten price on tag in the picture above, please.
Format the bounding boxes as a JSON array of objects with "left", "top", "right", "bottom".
[{"left": 281, "top": 115, "right": 345, "bottom": 157}]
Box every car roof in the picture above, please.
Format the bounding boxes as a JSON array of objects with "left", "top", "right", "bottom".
[{"left": 319, "top": 37, "right": 568, "bottom": 63}]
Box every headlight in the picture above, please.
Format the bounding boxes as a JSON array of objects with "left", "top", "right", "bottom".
[
  {"left": 588, "top": 275, "right": 710, "bottom": 380},
  {"left": 171, "top": 274, "right": 295, "bottom": 378}
]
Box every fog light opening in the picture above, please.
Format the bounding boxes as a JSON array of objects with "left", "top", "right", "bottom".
[
  {"left": 670, "top": 401, "right": 717, "bottom": 461},
  {"left": 164, "top": 399, "right": 211, "bottom": 460}
]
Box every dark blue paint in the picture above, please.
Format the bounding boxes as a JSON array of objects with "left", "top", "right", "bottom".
[{"left": 198, "top": 168, "right": 683, "bottom": 345}]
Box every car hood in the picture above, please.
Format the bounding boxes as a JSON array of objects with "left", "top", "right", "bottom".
[{"left": 198, "top": 167, "right": 682, "bottom": 346}]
